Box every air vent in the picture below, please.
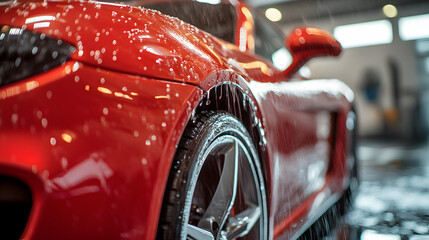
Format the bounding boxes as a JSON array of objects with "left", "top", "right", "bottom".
[{"left": 0, "top": 175, "right": 32, "bottom": 239}]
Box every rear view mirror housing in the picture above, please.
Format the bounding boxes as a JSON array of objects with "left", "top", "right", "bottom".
[{"left": 283, "top": 26, "right": 342, "bottom": 77}]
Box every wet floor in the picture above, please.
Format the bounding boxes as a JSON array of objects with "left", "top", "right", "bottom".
[{"left": 329, "top": 140, "right": 429, "bottom": 240}]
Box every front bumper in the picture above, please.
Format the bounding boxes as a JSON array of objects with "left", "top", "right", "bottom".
[{"left": 0, "top": 61, "right": 202, "bottom": 239}]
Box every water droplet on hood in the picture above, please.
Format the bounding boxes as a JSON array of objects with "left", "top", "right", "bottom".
[
  {"left": 61, "top": 157, "right": 68, "bottom": 170},
  {"left": 11, "top": 113, "right": 18, "bottom": 125},
  {"left": 41, "top": 118, "right": 48, "bottom": 128}
]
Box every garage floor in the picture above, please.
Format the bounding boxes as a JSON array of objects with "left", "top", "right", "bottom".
[{"left": 330, "top": 140, "right": 429, "bottom": 240}]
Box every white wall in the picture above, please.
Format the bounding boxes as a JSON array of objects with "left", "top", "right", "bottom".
[{"left": 279, "top": 9, "right": 422, "bottom": 138}]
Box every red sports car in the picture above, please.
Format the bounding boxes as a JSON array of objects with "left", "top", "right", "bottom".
[{"left": 0, "top": 0, "right": 357, "bottom": 239}]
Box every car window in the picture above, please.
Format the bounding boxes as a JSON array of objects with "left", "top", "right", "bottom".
[
  {"left": 142, "top": 1, "right": 236, "bottom": 43},
  {"left": 252, "top": 11, "right": 292, "bottom": 71}
]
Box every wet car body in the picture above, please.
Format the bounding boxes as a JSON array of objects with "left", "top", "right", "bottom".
[{"left": 0, "top": 0, "right": 356, "bottom": 239}]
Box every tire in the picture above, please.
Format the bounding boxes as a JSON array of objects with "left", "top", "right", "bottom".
[{"left": 157, "top": 111, "right": 268, "bottom": 240}]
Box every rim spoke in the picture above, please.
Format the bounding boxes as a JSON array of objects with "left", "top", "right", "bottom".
[
  {"left": 198, "top": 140, "right": 239, "bottom": 236},
  {"left": 186, "top": 224, "right": 215, "bottom": 240},
  {"left": 225, "top": 205, "right": 261, "bottom": 240}
]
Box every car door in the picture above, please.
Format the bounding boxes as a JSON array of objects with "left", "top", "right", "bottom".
[{"left": 244, "top": 10, "right": 342, "bottom": 238}]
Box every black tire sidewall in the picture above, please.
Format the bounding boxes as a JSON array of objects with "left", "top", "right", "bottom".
[{"left": 158, "top": 112, "right": 267, "bottom": 240}]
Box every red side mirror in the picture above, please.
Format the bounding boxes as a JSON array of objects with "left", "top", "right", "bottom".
[{"left": 283, "top": 26, "right": 342, "bottom": 77}]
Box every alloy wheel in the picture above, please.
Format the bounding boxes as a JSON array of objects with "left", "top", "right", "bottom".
[{"left": 182, "top": 135, "right": 267, "bottom": 240}]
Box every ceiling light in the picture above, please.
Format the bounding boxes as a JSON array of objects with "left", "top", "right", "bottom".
[
  {"left": 399, "top": 14, "right": 429, "bottom": 41},
  {"left": 334, "top": 20, "right": 393, "bottom": 48},
  {"left": 383, "top": 4, "right": 397, "bottom": 18},
  {"left": 265, "top": 8, "right": 282, "bottom": 22}
]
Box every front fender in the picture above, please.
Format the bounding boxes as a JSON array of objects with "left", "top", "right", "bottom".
[{"left": 0, "top": 60, "right": 202, "bottom": 239}]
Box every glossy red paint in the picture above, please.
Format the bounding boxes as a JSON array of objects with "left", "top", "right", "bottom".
[
  {"left": 235, "top": 3, "right": 255, "bottom": 52},
  {"left": 248, "top": 79, "right": 353, "bottom": 239},
  {"left": 284, "top": 26, "right": 342, "bottom": 77},
  {"left": 3, "top": 0, "right": 229, "bottom": 84},
  {"left": 286, "top": 27, "right": 341, "bottom": 55},
  {"left": 0, "top": 0, "right": 354, "bottom": 239},
  {"left": 0, "top": 61, "right": 202, "bottom": 239}
]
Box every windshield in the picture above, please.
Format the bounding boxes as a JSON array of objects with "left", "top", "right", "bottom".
[{"left": 128, "top": 1, "right": 237, "bottom": 43}]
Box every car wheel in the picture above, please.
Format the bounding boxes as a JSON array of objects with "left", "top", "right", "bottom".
[{"left": 157, "top": 111, "right": 268, "bottom": 240}]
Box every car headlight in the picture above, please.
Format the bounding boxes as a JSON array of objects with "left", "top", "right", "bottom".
[{"left": 0, "top": 25, "right": 75, "bottom": 87}]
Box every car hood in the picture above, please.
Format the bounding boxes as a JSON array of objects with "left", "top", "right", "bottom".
[{"left": 0, "top": 0, "right": 247, "bottom": 84}]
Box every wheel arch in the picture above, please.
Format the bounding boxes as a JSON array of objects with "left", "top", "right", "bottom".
[{"left": 192, "top": 80, "right": 272, "bottom": 212}]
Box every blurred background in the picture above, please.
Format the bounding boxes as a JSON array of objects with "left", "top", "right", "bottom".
[{"left": 248, "top": 0, "right": 429, "bottom": 239}]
